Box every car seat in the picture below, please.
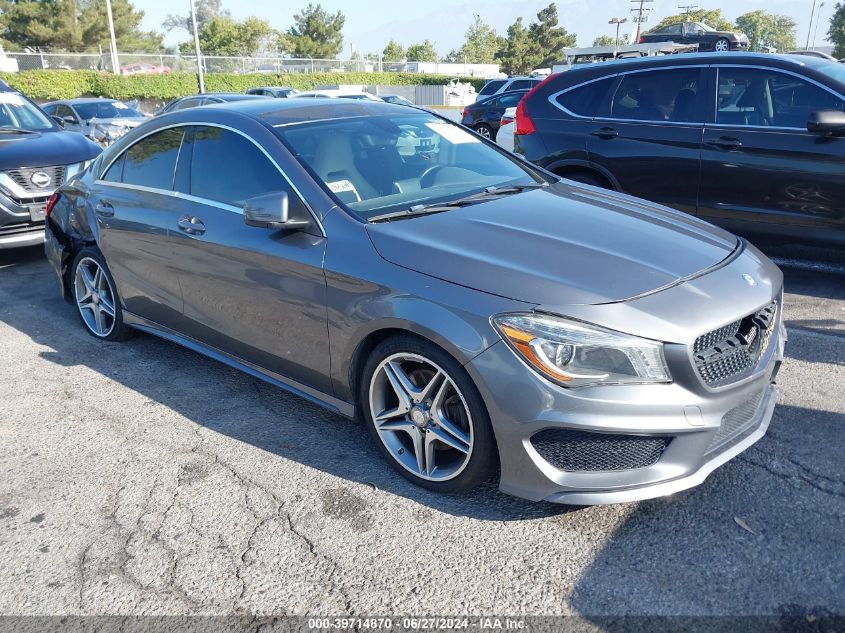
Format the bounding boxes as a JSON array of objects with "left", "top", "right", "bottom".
[{"left": 312, "top": 133, "right": 380, "bottom": 203}]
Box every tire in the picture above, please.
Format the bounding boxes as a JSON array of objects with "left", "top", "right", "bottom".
[
  {"left": 70, "top": 247, "right": 133, "bottom": 341},
  {"left": 474, "top": 123, "right": 494, "bottom": 139},
  {"left": 360, "top": 334, "right": 498, "bottom": 493},
  {"left": 563, "top": 171, "right": 612, "bottom": 189},
  {"left": 713, "top": 38, "right": 730, "bottom": 52}
]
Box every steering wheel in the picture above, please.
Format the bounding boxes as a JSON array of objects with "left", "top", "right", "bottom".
[{"left": 419, "top": 164, "right": 448, "bottom": 189}]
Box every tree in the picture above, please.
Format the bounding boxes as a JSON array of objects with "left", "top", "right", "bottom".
[
  {"left": 178, "top": 15, "right": 275, "bottom": 56},
  {"left": 406, "top": 39, "right": 438, "bottom": 62},
  {"left": 593, "top": 34, "right": 617, "bottom": 47},
  {"left": 81, "top": 0, "right": 163, "bottom": 53},
  {"left": 163, "top": 0, "right": 228, "bottom": 35},
  {"left": 831, "top": 2, "right": 845, "bottom": 57},
  {"left": 382, "top": 38, "right": 405, "bottom": 61},
  {"left": 735, "top": 10, "right": 797, "bottom": 52},
  {"left": 651, "top": 9, "right": 733, "bottom": 32},
  {"left": 496, "top": 17, "right": 533, "bottom": 75},
  {"left": 447, "top": 14, "right": 502, "bottom": 64},
  {"left": 285, "top": 3, "right": 345, "bottom": 59},
  {"left": 527, "top": 3, "right": 576, "bottom": 68}
]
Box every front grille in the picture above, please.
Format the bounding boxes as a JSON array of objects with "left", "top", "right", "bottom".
[
  {"left": 531, "top": 429, "right": 671, "bottom": 472},
  {"left": 706, "top": 391, "right": 765, "bottom": 454},
  {"left": 4, "top": 165, "right": 66, "bottom": 195},
  {"left": 694, "top": 302, "right": 778, "bottom": 388},
  {"left": 0, "top": 221, "right": 42, "bottom": 237}
]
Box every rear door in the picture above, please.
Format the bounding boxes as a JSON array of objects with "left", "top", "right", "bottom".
[
  {"left": 698, "top": 64, "right": 845, "bottom": 242},
  {"left": 585, "top": 65, "right": 706, "bottom": 216},
  {"left": 90, "top": 126, "right": 188, "bottom": 329},
  {"left": 168, "top": 125, "right": 332, "bottom": 393}
]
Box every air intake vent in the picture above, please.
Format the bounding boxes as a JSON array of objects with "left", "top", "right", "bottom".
[{"left": 531, "top": 429, "right": 671, "bottom": 472}]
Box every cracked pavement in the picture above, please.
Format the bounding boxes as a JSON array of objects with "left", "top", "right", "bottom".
[{"left": 0, "top": 246, "right": 843, "bottom": 618}]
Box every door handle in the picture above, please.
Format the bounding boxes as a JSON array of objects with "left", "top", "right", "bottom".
[
  {"left": 706, "top": 136, "right": 743, "bottom": 150},
  {"left": 94, "top": 200, "right": 114, "bottom": 217},
  {"left": 177, "top": 215, "right": 206, "bottom": 235},
  {"left": 591, "top": 127, "right": 619, "bottom": 139}
]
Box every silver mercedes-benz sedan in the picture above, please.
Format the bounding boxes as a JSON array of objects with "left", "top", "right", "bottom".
[{"left": 44, "top": 99, "right": 786, "bottom": 504}]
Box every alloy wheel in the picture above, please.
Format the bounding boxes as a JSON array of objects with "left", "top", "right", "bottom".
[
  {"left": 475, "top": 125, "right": 492, "bottom": 138},
  {"left": 73, "top": 257, "right": 116, "bottom": 338},
  {"left": 714, "top": 39, "right": 729, "bottom": 52},
  {"left": 368, "top": 353, "right": 474, "bottom": 481}
]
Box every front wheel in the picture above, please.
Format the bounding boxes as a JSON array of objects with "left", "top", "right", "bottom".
[
  {"left": 361, "top": 335, "right": 498, "bottom": 493},
  {"left": 713, "top": 38, "right": 730, "bottom": 52},
  {"left": 71, "top": 248, "right": 133, "bottom": 341}
]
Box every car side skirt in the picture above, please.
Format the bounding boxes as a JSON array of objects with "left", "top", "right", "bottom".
[{"left": 123, "top": 311, "right": 356, "bottom": 419}]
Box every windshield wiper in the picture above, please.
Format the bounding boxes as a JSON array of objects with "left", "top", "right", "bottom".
[
  {"left": 0, "top": 127, "right": 37, "bottom": 134},
  {"left": 368, "top": 182, "right": 548, "bottom": 223}
]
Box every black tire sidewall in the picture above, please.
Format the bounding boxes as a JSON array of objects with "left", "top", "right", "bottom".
[
  {"left": 71, "top": 247, "right": 132, "bottom": 342},
  {"left": 359, "top": 334, "right": 499, "bottom": 493}
]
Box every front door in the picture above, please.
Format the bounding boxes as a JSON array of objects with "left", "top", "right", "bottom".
[
  {"left": 169, "top": 125, "right": 332, "bottom": 394},
  {"left": 586, "top": 66, "right": 706, "bottom": 216},
  {"left": 92, "top": 126, "right": 188, "bottom": 329},
  {"left": 698, "top": 65, "right": 845, "bottom": 244}
]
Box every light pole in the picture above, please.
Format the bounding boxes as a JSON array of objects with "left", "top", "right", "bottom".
[
  {"left": 609, "top": 17, "right": 629, "bottom": 56},
  {"left": 104, "top": 0, "right": 119, "bottom": 74},
  {"left": 813, "top": 2, "right": 826, "bottom": 48},
  {"left": 807, "top": 0, "right": 819, "bottom": 49},
  {"left": 189, "top": 0, "right": 205, "bottom": 93}
]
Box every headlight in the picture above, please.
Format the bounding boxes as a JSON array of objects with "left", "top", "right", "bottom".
[
  {"left": 493, "top": 313, "right": 671, "bottom": 388},
  {"left": 92, "top": 123, "right": 127, "bottom": 141}
]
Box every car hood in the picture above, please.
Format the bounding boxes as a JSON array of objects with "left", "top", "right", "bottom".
[
  {"left": 366, "top": 183, "right": 739, "bottom": 306},
  {"left": 0, "top": 130, "right": 101, "bottom": 170}
]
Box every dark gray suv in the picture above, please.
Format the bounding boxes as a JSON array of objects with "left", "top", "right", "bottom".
[{"left": 45, "top": 99, "right": 785, "bottom": 504}]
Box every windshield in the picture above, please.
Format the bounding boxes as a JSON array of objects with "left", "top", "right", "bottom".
[
  {"left": 74, "top": 101, "right": 143, "bottom": 120},
  {"left": 807, "top": 58, "right": 845, "bottom": 86},
  {"left": 0, "top": 92, "right": 54, "bottom": 131},
  {"left": 274, "top": 113, "right": 540, "bottom": 219}
]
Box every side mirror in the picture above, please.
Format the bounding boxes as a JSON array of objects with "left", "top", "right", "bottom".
[
  {"left": 243, "top": 191, "right": 310, "bottom": 230},
  {"left": 807, "top": 110, "right": 845, "bottom": 136},
  {"left": 63, "top": 116, "right": 78, "bottom": 125},
  {"left": 52, "top": 115, "right": 65, "bottom": 128}
]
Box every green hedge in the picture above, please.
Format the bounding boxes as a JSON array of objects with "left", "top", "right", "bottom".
[{"left": 0, "top": 69, "right": 487, "bottom": 101}]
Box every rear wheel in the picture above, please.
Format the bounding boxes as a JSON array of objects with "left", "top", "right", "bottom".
[
  {"left": 71, "top": 248, "right": 133, "bottom": 341},
  {"left": 473, "top": 123, "right": 493, "bottom": 139},
  {"left": 361, "top": 335, "right": 498, "bottom": 493},
  {"left": 713, "top": 38, "right": 730, "bottom": 52}
]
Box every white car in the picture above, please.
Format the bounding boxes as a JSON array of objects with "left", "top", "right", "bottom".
[
  {"left": 496, "top": 106, "right": 516, "bottom": 153},
  {"left": 291, "top": 89, "right": 382, "bottom": 101}
]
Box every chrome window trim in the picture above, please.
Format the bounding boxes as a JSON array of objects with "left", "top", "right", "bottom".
[
  {"left": 95, "top": 120, "right": 325, "bottom": 236},
  {"left": 548, "top": 64, "right": 709, "bottom": 124},
  {"left": 712, "top": 64, "right": 845, "bottom": 132}
]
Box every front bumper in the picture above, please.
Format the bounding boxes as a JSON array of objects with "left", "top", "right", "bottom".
[
  {"left": 470, "top": 322, "right": 784, "bottom": 504},
  {"left": 0, "top": 189, "right": 46, "bottom": 250}
]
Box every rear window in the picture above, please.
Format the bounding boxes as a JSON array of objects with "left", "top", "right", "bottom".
[{"left": 555, "top": 77, "right": 614, "bottom": 117}]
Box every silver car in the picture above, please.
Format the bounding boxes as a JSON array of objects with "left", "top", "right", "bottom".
[
  {"left": 42, "top": 98, "right": 148, "bottom": 147},
  {"left": 44, "top": 99, "right": 785, "bottom": 504}
]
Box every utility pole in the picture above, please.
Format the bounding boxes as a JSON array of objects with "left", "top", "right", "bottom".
[
  {"left": 609, "top": 18, "right": 628, "bottom": 56},
  {"left": 813, "top": 2, "right": 826, "bottom": 49},
  {"left": 807, "top": 0, "right": 819, "bottom": 49},
  {"left": 104, "top": 0, "right": 119, "bottom": 74},
  {"left": 677, "top": 4, "right": 699, "bottom": 19},
  {"left": 190, "top": 0, "right": 205, "bottom": 93},
  {"left": 631, "top": 0, "right": 654, "bottom": 42}
]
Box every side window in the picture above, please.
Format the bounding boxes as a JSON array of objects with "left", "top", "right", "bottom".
[
  {"left": 187, "top": 127, "right": 288, "bottom": 207},
  {"left": 479, "top": 80, "right": 506, "bottom": 97},
  {"left": 101, "top": 154, "right": 125, "bottom": 182},
  {"left": 118, "top": 127, "right": 185, "bottom": 190},
  {"left": 611, "top": 68, "right": 703, "bottom": 123},
  {"left": 556, "top": 77, "right": 615, "bottom": 117},
  {"left": 42, "top": 104, "right": 56, "bottom": 115},
  {"left": 658, "top": 24, "right": 683, "bottom": 35},
  {"left": 716, "top": 67, "right": 845, "bottom": 128},
  {"left": 173, "top": 98, "right": 201, "bottom": 111},
  {"left": 498, "top": 92, "right": 525, "bottom": 107},
  {"left": 508, "top": 80, "right": 534, "bottom": 91}
]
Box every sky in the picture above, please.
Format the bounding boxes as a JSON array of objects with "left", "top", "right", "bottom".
[{"left": 141, "top": 0, "right": 831, "bottom": 57}]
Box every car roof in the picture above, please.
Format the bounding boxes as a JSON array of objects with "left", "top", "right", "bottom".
[{"left": 44, "top": 97, "right": 121, "bottom": 105}]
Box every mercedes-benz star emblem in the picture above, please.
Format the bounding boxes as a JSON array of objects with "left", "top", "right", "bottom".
[
  {"left": 742, "top": 274, "right": 757, "bottom": 287},
  {"left": 30, "top": 172, "right": 51, "bottom": 188}
]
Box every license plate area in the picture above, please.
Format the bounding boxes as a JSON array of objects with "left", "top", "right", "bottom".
[{"left": 28, "top": 202, "right": 47, "bottom": 222}]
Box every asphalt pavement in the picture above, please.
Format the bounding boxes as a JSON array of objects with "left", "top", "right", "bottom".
[{"left": 0, "top": 245, "right": 843, "bottom": 622}]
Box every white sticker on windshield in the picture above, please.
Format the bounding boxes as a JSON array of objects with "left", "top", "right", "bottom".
[
  {"left": 425, "top": 122, "right": 481, "bottom": 144},
  {"left": 113, "top": 102, "right": 129, "bottom": 109},
  {"left": 0, "top": 93, "right": 24, "bottom": 106}
]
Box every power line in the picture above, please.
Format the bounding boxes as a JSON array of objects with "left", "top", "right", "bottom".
[
  {"left": 631, "top": 0, "right": 655, "bottom": 41},
  {"left": 677, "top": 4, "right": 699, "bottom": 18}
]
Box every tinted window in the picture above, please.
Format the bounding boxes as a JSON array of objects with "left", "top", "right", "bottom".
[
  {"left": 42, "top": 104, "right": 56, "bottom": 115},
  {"left": 479, "top": 80, "right": 506, "bottom": 96},
  {"left": 102, "top": 154, "right": 125, "bottom": 182},
  {"left": 119, "top": 127, "right": 184, "bottom": 190},
  {"left": 74, "top": 101, "right": 143, "bottom": 120},
  {"left": 56, "top": 105, "right": 76, "bottom": 119},
  {"left": 716, "top": 67, "right": 845, "bottom": 128},
  {"left": 173, "top": 98, "right": 202, "bottom": 111},
  {"left": 188, "top": 127, "right": 285, "bottom": 207},
  {"left": 556, "top": 77, "right": 614, "bottom": 117},
  {"left": 508, "top": 80, "right": 534, "bottom": 91},
  {"left": 498, "top": 92, "right": 525, "bottom": 107},
  {"left": 656, "top": 24, "right": 682, "bottom": 35},
  {"left": 611, "top": 68, "right": 703, "bottom": 123}
]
